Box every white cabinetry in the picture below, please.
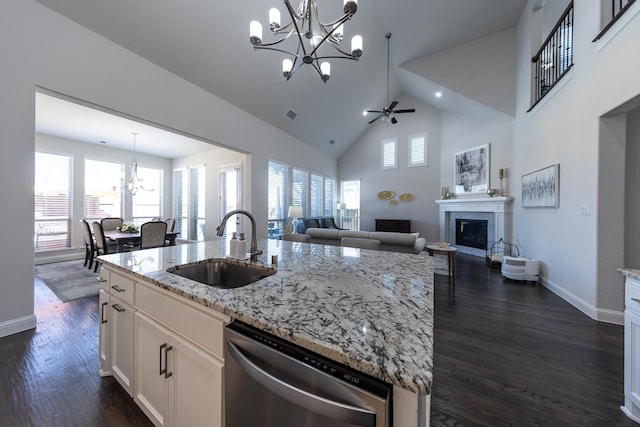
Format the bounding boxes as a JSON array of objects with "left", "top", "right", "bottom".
[
  {"left": 134, "top": 312, "right": 223, "bottom": 427},
  {"left": 622, "top": 276, "right": 640, "bottom": 423},
  {"left": 99, "top": 267, "right": 227, "bottom": 427}
]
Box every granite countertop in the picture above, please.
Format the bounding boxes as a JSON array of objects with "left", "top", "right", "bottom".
[
  {"left": 618, "top": 268, "right": 640, "bottom": 280},
  {"left": 99, "top": 238, "right": 434, "bottom": 395}
]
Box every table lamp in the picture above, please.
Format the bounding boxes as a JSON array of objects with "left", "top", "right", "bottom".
[{"left": 288, "top": 206, "right": 303, "bottom": 234}]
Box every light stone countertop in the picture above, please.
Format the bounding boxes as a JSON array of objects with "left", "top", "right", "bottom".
[
  {"left": 99, "top": 238, "right": 434, "bottom": 395},
  {"left": 619, "top": 268, "right": 640, "bottom": 280}
]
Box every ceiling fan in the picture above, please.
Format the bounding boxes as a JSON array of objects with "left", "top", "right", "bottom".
[{"left": 365, "top": 33, "right": 415, "bottom": 125}]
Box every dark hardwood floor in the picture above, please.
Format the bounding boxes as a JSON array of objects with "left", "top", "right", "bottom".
[{"left": 0, "top": 255, "right": 635, "bottom": 426}]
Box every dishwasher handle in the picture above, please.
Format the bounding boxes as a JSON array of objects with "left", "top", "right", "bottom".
[{"left": 226, "top": 340, "right": 376, "bottom": 426}]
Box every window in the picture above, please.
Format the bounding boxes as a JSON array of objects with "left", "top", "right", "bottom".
[
  {"left": 220, "top": 164, "right": 241, "bottom": 237},
  {"left": 409, "top": 133, "right": 427, "bottom": 167},
  {"left": 84, "top": 159, "right": 123, "bottom": 222},
  {"left": 323, "top": 177, "right": 336, "bottom": 217},
  {"left": 381, "top": 138, "right": 397, "bottom": 169},
  {"left": 173, "top": 165, "right": 205, "bottom": 241},
  {"left": 292, "top": 168, "right": 308, "bottom": 216},
  {"left": 268, "top": 161, "right": 289, "bottom": 238},
  {"left": 34, "top": 152, "right": 73, "bottom": 252},
  {"left": 340, "top": 180, "right": 360, "bottom": 230},
  {"left": 310, "top": 174, "right": 323, "bottom": 217},
  {"left": 132, "top": 167, "right": 163, "bottom": 225}
]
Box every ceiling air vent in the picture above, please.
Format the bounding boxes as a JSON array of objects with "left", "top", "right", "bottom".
[
  {"left": 329, "top": 139, "right": 336, "bottom": 145},
  {"left": 286, "top": 109, "right": 298, "bottom": 120}
]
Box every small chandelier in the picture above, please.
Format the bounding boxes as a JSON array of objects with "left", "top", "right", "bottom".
[
  {"left": 124, "top": 133, "right": 149, "bottom": 195},
  {"left": 249, "top": 0, "right": 363, "bottom": 83}
]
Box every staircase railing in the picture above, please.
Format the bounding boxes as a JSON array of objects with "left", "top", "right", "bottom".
[
  {"left": 593, "top": 0, "right": 637, "bottom": 41},
  {"left": 529, "top": 2, "right": 574, "bottom": 111}
]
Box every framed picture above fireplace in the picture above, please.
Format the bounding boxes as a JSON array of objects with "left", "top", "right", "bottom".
[
  {"left": 454, "top": 144, "right": 489, "bottom": 194},
  {"left": 521, "top": 163, "right": 560, "bottom": 208}
]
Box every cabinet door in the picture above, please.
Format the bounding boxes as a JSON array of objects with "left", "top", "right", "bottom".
[
  {"left": 98, "top": 290, "right": 110, "bottom": 376},
  {"left": 110, "top": 298, "right": 135, "bottom": 396},
  {"left": 134, "top": 312, "right": 171, "bottom": 427},
  {"left": 169, "top": 333, "right": 224, "bottom": 427},
  {"left": 626, "top": 309, "right": 640, "bottom": 409}
]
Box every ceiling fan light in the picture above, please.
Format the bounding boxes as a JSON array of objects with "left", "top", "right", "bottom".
[
  {"left": 269, "top": 8, "right": 281, "bottom": 31},
  {"left": 250, "top": 21, "right": 263, "bottom": 46},
  {"left": 321, "top": 62, "right": 331, "bottom": 82},
  {"left": 344, "top": 0, "right": 357, "bottom": 15},
  {"left": 351, "top": 35, "right": 363, "bottom": 58}
]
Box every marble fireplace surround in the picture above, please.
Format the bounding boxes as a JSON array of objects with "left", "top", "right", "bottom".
[{"left": 436, "top": 197, "right": 513, "bottom": 256}]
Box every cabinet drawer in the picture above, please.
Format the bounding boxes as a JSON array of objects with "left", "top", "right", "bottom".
[
  {"left": 627, "top": 279, "right": 640, "bottom": 316},
  {"left": 98, "top": 268, "right": 109, "bottom": 291},
  {"left": 136, "top": 283, "right": 225, "bottom": 359},
  {"left": 110, "top": 272, "right": 135, "bottom": 306}
]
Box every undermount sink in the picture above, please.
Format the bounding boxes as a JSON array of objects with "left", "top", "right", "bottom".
[{"left": 167, "top": 258, "right": 276, "bottom": 289}]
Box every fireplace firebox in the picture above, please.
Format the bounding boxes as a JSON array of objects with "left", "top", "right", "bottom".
[{"left": 456, "top": 219, "right": 488, "bottom": 249}]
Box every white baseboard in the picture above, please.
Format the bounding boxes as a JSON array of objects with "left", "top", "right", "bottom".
[
  {"left": 0, "top": 314, "right": 36, "bottom": 338},
  {"left": 539, "top": 276, "right": 624, "bottom": 325}
]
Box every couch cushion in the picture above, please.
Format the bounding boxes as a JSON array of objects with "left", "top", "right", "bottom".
[
  {"left": 341, "top": 237, "right": 381, "bottom": 250},
  {"left": 337, "top": 230, "right": 370, "bottom": 239},
  {"left": 369, "top": 231, "right": 417, "bottom": 246},
  {"left": 306, "top": 228, "right": 340, "bottom": 240}
]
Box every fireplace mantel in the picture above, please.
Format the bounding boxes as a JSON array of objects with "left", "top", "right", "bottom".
[{"left": 436, "top": 197, "right": 513, "bottom": 249}]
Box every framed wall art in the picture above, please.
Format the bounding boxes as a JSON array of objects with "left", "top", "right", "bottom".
[
  {"left": 454, "top": 144, "right": 489, "bottom": 194},
  {"left": 521, "top": 163, "right": 559, "bottom": 208}
]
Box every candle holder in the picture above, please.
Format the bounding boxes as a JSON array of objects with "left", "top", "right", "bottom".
[{"left": 499, "top": 177, "right": 504, "bottom": 197}]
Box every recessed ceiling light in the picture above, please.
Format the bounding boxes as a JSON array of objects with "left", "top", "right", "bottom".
[
  {"left": 362, "top": 110, "right": 368, "bottom": 116},
  {"left": 435, "top": 92, "right": 442, "bottom": 98}
]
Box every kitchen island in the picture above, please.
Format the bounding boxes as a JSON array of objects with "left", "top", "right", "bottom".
[{"left": 98, "top": 238, "right": 434, "bottom": 426}]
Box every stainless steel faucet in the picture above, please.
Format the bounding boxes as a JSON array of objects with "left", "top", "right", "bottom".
[{"left": 216, "top": 210, "right": 263, "bottom": 262}]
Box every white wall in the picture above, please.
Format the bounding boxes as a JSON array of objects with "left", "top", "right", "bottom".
[
  {"left": 338, "top": 95, "right": 441, "bottom": 239},
  {"left": 512, "top": 0, "right": 640, "bottom": 323},
  {"left": 0, "top": 0, "right": 336, "bottom": 337},
  {"left": 625, "top": 107, "right": 640, "bottom": 269}
]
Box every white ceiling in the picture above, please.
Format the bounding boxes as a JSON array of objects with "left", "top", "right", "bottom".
[{"left": 33, "top": 0, "right": 527, "bottom": 158}]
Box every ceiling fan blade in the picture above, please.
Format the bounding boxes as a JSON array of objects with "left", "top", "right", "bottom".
[
  {"left": 366, "top": 109, "right": 383, "bottom": 113},
  {"left": 368, "top": 114, "right": 384, "bottom": 124},
  {"left": 388, "top": 101, "right": 399, "bottom": 110},
  {"left": 394, "top": 108, "right": 416, "bottom": 114},
  {"left": 391, "top": 116, "right": 398, "bottom": 124}
]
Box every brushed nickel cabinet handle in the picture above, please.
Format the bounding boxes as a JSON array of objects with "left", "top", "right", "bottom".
[
  {"left": 160, "top": 343, "right": 167, "bottom": 376},
  {"left": 101, "top": 302, "right": 108, "bottom": 324},
  {"left": 112, "top": 285, "right": 125, "bottom": 293},
  {"left": 97, "top": 277, "right": 107, "bottom": 282},
  {"left": 631, "top": 298, "right": 640, "bottom": 304},
  {"left": 112, "top": 303, "right": 125, "bottom": 313},
  {"left": 164, "top": 345, "right": 173, "bottom": 379}
]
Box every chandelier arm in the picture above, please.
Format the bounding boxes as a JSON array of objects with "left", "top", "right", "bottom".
[
  {"left": 285, "top": 58, "right": 307, "bottom": 81},
  {"left": 308, "top": 15, "right": 351, "bottom": 58},
  {"left": 253, "top": 45, "right": 300, "bottom": 57},
  {"left": 312, "top": 51, "right": 359, "bottom": 61},
  {"left": 284, "top": 0, "right": 311, "bottom": 58}
]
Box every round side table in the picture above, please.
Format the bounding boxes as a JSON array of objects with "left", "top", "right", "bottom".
[{"left": 426, "top": 244, "right": 458, "bottom": 284}]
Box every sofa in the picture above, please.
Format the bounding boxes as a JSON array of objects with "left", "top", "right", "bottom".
[
  {"left": 295, "top": 217, "right": 344, "bottom": 234},
  {"left": 305, "top": 228, "right": 426, "bottom": 254}
]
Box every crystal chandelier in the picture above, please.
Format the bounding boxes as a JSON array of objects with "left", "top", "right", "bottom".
[
  {"left": 249, "top": 0, "right": 363, "bottom": 83},
  {"left": 124, "top": 133, "right": 149, "bottom": 195}
]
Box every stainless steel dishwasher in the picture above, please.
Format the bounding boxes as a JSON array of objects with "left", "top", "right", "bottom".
[{"left": 224, "top": 321, "right": 392, "bottom": 427}]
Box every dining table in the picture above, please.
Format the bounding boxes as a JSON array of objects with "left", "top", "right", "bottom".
[{"left": 103, "top": 229, "right": 180, "bottom": 252}]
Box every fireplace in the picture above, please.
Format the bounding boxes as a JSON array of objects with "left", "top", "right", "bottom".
[{"left": 456, "top": 219, "right": 488, "bottom": 249}]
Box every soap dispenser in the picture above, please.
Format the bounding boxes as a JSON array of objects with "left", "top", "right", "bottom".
[
  {"left": 237, "top": 233, "right": 247, "bottom": 260},
  {"left": 229, "top": 232, "right": 238, "bottom": 258}
]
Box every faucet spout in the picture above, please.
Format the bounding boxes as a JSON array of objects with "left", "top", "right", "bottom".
[{"left": 217, "top": 210, "right": 262, "bottom": 262}]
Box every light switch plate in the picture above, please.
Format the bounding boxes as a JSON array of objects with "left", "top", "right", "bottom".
[{"left": 580, "top": 204, "right": 591, "bottom": 216}]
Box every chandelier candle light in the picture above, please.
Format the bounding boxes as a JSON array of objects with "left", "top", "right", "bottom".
[
  {"left": 124, "top": 132, "right": 149, "bottom": 196},
  {"left": 249, "top": 0, "right": 363, "bottom": 82}
]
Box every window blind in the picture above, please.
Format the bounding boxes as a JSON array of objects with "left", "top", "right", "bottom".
[
  {"left": 382, "top": 139, "right": 397, "bottom": 169},
  {"left": 84, "top": 159, "right": 123, "bottom": 222},
  {"left": 409, "top": 133, "right": 427, "bottom": 166}
]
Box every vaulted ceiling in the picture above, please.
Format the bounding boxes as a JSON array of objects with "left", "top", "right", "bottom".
[{"left": 34, "top": 0, "right": 527, "bottom": 158}]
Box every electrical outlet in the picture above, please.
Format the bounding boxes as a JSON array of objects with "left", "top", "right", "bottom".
[{"left": 580, "top": 204, "right": 591, "bottom": 216}]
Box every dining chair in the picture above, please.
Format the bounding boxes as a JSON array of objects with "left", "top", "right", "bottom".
[
  {"left": 164, "top": 218, "right": 176, "bottom": 245},
  {"left": 80, "top": 219, "right": 96, "bottom": 270},
  {"left": 139, "top": 221, "right": 167, "bottom": 249},
  {"left": 101, "top": 217, "right": 123, "bottom": 231},
  {"left": 92, "top": 221, "right": 114, "bottom": 272}
]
